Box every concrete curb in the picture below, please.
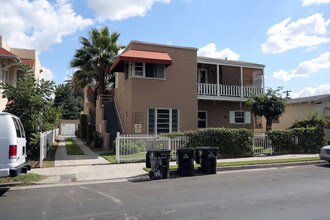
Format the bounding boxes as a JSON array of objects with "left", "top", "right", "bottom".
[{"left": 1, "top": 160, "right": 328, "bottom": 188}]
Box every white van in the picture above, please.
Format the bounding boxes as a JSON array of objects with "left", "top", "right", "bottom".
[{"left": 0, "top": 112, "right": 31, "bottom": 177}]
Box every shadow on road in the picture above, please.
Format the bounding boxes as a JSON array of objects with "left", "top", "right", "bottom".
[
  {"left": 315, "top": 163, "right": 330, "bottom": 169},
  {"left": 0, "top": 187, "right": 10, "bottom": 197}
]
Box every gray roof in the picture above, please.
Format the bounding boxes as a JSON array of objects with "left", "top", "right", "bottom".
[{"left": 287, "top": 94, "right": 330, "bottom": 104}]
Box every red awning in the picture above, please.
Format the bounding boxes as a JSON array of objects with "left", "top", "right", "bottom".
[
  {"left": 21, "top": 59, "right": 35, "bottom": 67},
  {"left": 110, "top": 49, "right": 172, "bottom": 73},
  {"left": 0, "top": 47, "right": 18, "bottom": 58}
]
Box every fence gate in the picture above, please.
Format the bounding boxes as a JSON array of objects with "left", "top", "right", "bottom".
[{"left": 252, "top": 133, "right": 272, "bottom": 155}]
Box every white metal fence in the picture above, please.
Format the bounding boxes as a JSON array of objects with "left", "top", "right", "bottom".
[
  {"left": 115, "top": 132, "right": 189, "bottom": 163},
  {"left": 252, "top": 133, "right": 272, "bottom": 155},
  {"left": 115, "top": 132, "right": 273, "bottom": 163},
  {"left": 39, "top": 128, "right": 59, "bottom": 167}
]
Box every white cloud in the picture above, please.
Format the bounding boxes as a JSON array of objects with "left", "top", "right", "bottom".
[
  {"left": 197, "top": 43, "right": 240, "bottom": 60},
  {"left": 273, "top": 52, "right": 330, "bottom": 81},
  {"left": 0, "top": 0, "right": 93, "bottom": 52},
  {"left": 42, "top": 66, "right": 54, "bottom": 80},
  {"left": 291, "top": 84, "right": 330, "bottom": 98},
  {"left": 303, "top": 0, "right": 330, "bottom": 6},
  {"left": 87, "top": 0, "right": 171, "bottom": 21},
  {"left": 261, "top": 13, "right": 330, "bottom": 53}
]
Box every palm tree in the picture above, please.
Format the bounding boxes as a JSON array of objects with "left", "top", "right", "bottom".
[{"left": 70, "top": 27, "right": 124, "bottom": 95}]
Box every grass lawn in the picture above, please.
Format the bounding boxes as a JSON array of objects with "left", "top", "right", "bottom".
[
  {"left": 0, "top": 173, "right": 45, "bottom": 184},
  {"left": 101, "top": 151, "right": 147, "bottom": 163},
  {"left": 66, "top": 138, "right": 84, "bottom": 155},
  {"left": 218, "top": 157, "right": 320, "bottom": 167},
  {"left": 144, "top": 156, "right": 321, "bottom": 172}
]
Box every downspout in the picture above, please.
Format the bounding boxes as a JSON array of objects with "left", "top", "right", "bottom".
[{"left": 113, "top": 96, "right": 125, "bottom": 134}]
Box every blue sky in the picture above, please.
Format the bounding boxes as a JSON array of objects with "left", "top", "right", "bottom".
[{"left": 1, "top": 0, "right": 330, "bottom": 98}]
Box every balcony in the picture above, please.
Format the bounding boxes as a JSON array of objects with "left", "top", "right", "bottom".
[{"left": 197, "top": 83, "right": 263, "bottom": 101}]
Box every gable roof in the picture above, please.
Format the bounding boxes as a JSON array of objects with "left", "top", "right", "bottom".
[
  {"left": 288, "top": 94, "right": 330, "bottom": 104},
  {"left": 0, "top": 47, "right": 18, "bottom": 58}
]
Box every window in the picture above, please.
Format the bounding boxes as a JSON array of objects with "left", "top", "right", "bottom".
[
  {"left": 197, "top": 69, "right": 208, "bottom": 83},
  {"left": 125, "top": 62, "right": 165, "bottom": 80},
  {"left": 148, "top": 108, "right": 179, "bottom": 134},
  {"left": 2, "top": 69, "right": 8, "bottom": 83},
  {"left": 229, "top": 111, "right": 251, "bottom": 124},
  {"left": 146, "top": 63, "right": 165, "bottom": 78},
  {"left": 12, "top": 117, "right": 22, "bottom": 138},
  {"left": 134, "top": 62, "right": 144, "bottom": 77},
  {"left": 198, "top": 111, "right": 207, "bottom": 129},
  {"left": 254, "top": 115, "right": 262, "bottom": 128}
]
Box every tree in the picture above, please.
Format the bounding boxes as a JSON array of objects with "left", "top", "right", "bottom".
[
  {"left": 0, "top": 64, "right": 60, "bottom": 156},
  {"left": 70, "top": 26, "right": 124, "bottom": 95},
  {"left": 54, "top": 83, "right": 82, "bottom": 120},
  {"left": 247, "top": 87, "right": 286, "bottom": 131}
]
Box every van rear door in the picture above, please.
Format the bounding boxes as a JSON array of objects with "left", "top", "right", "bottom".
[{"left": 12, "top": 117, "right": 27, "bottom": 161}]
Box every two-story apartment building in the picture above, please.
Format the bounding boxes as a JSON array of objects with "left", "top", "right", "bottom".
[
  {"left": 0, "top": 36, "right": 43, "bottom": 111},
  {"left": 107, "top": 41, "right": 265, "bottom": 135}
]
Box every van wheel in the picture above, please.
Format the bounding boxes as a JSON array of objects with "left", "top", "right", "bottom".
[
  {"left": 25, "top": 165, "right": 32, "bottom": 171},
  {"left": 9, "top": 169, "right": 18, "bottom": 177}
]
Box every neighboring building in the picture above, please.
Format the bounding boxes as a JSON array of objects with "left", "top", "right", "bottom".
[
  {"left": 104, "top": 41, "right": 265, "bottom": 135},
  {"left": 271, "top": 94, "right": 330, "bottom": 144},
  {"left": 0, "top": 36, "right": 43, "bottom": 111},
  {"left": 272, "top": 94, "right": 330, "bottom": 130}
]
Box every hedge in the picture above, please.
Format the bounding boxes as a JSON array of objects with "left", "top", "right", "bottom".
[
  {"left": 170, "top": 128, "right": 253, "bottom": 158},
  {"left": 268, "top": 127, "right": 325, "bottom": 154},
  {"left": 79, "top": 113, "right": 89, "bottom": 141}
]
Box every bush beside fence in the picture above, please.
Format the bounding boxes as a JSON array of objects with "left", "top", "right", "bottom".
[
  {"left": 268, "top": 127, "right": 324, "bottom": 154},
  {"left": 181, "top": 128, "right": 253, "bottom": 158}
]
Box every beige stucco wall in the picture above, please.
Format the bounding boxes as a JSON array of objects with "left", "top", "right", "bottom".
[
  {"left": 198, "top": 100, "right": 253, "bottom": 129},
  {"left": 272, "top": 102, "right": 315, "bottom": 130},
  {"left": 0, "top": 36, "right": 43, "bottom": 111},
  {"left": 115, "top": 42, "right": 198, "bottom": 134}
]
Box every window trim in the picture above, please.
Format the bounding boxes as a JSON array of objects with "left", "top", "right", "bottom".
[
  {"left": 125, "top": 61, "right": 166, "bottom": 80},
  {"left": 147, "top": 108, "right": 180, "bottom": 134},
  {"left": 229, "top": 111, "right": 251, "bottom": 124},
  {"left": 197, "top": 69, "right": 208, "bottom": 83}
]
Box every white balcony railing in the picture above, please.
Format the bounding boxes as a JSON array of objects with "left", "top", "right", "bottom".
[{"left": 197, "top": 83, "right": 263, "bottom": 98}]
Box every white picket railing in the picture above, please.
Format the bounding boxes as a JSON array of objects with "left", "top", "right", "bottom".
[
  {"left": 39, "top": 128, "right": 59, "bottom": 167},
  {"left": 197, "top": 83, "right": 263, "bottom": 98}
]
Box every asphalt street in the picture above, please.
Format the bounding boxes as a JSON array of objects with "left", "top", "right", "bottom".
[{"left": 1, "top": 164, "right": 330, "bottom": 220}]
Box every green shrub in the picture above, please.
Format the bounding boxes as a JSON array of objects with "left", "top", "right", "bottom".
[
  {"left": 93, "top": 132, "right": 103, "bottom": 148},
  {"left": 86, "top": 122, "right": 95, "bottom": 145},
  {"left": 120, "top": 140, "right": 146, "bottom": 155},
  {"left": 268, "top": 127, "right": 325, "bottom": 154},
  {"left": 171, "top": 128, "right": 253, "bottom": 158},
  {"left": 79, "top": 113, "right": 89, "bottom": 141}
]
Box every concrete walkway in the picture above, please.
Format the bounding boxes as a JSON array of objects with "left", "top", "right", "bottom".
[
  {"left": 31, "top": 136, "right": 146, "bottom": 184},
  {"left": 54, "top": 136, "right": 109, "bottom": 167}
]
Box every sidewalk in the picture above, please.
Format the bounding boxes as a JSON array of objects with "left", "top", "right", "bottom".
[
  {"left": 29, "top": 136, "right": 322, "bottom": 185},
  {"left": 31, "top": 136, "right": 146, "bottom": 184}
]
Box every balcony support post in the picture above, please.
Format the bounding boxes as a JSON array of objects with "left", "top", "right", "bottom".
[
  {"left": 217, "top": 65, "right": 220, "bottom": 97},
  {"left": 240, "top": 67, "right": 243, "bottom": 98}
]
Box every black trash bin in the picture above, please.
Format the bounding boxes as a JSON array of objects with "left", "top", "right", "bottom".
[
  {"left": 147, "top": 149, "right": 171, "bottom": 180},
  {"left": 195, "top": 147, "right": 218, "bottom": 175},
  {"left": 176, "top": 148, "right": 194, "bottom": 177}
]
